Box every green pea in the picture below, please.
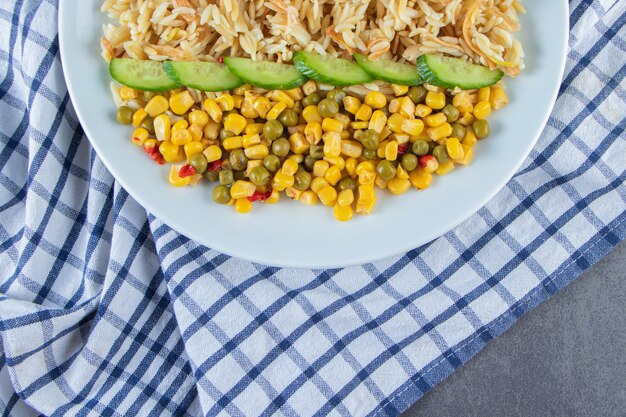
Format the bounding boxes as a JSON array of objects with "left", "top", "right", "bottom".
[
  {"left": 318, "top": 98, "right": 339, "bottom": 118},
  {"left": 442, "top": 104, "right": 460, "bottom": 123},
  {"left": 432, "top": 145, "right": 450, "bottom": 164},
  {"left": 412, "top": 140, "right": 429, "bottom": 156},
  {"left": 337, "top": 177, "right": 357, "bottom": 192},
  {"left": 362, "top": 148, "right": 377, "bottom": 160},
  {"left": 263, "top": 120, "right": 283, "bottom": 140},
  {"left": 309, "top": 144, "right": 324, "bottom": 159},
  {"left": 326, "top": 89, "right": 346, "bottom": 104},
  {"left": 205, "top": 170, "right": 219, "bottom": 182},
  {"left": 278, "top": 109, "right": 298, "bottom": 127},
  {"left": 451, "top": 123, "right": 467, "bottom": 141},
  {"left": 376, "top": 160, "right": 396, "bottom": 181},
  {"left": 212, "top": 185, "right": 231, "bottom": 204},
  {"left": 472, "top": 119, "right": 490, "bottom": 139},
  {"left": 219, "top": 169, "right": 234, "bottom": 186},
  {"left": 249, "top": 166, "right": 270, "bottom": 186},
  {"left": 294, "top": 170, "right": 312, "bottom": 191},
  {"left": 304, "top": 155, "right": 316, "bottom": 171},
  {"left": 407, "top": 86, "right": 427, "bottom": 104},
  {"left": 233, "top": 170, "right": 245, "bottom": 180},
  {"left": 229, "top": 149, "right": 248, "bottom": 171},
  {"left": 140, "top": 116, "right": 155, "bottom": 134},
  {"left": 116, "top": 106, "right": 133, "bottom": 125},
  {"left": 263, "top": 154, "right": 281, "bottom": 172},
  {"left": 189, "top": 153, "right": 208, "bottom": 174},
  {"left": 272, "top": 138, "right": 290, "bottom": 157},
  {"left": 401, "top": 153, "right": 418, "bottom": 172},
  {"left": 360, "top": 129, "right": 380, "bottom": 150},
  {"left": 301, "top": 93, "right": 321, "bottom": 107},
  {"left": 220, "top": 129, "right": 235, "bottom": 141}
]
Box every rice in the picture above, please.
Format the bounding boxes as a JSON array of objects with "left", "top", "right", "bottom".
[{"left": 101, "top": 0, "right": 525, "bottom": 76}]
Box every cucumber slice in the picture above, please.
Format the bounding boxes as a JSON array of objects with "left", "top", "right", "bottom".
[
  {"left": 416, "top": 54, "right": 504, "bottom": 90},
  {"left": 109, "top": 58, "right": 180, "bottom": 92},
  {"left": 354, "top": 54, "right": 421, "bottom": 86},
  {"left": 163, "top": 61, "right": 243, "bottom": 92},
  {"left": 293, "top": 51, "right": 373, "bottom": 87},
  {"left": 223, "top": 57, "right": 307, "bottom": 90}
]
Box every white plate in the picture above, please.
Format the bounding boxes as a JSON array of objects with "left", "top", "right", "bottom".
[{"left": 59, "top": 0, "right": 568, "bottom": 269}]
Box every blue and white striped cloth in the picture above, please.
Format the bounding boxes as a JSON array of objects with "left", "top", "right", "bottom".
[{"left": 1, "top": 1, "right": 625, "bottom": 416}]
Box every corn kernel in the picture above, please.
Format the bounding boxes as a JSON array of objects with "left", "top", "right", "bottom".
[
  {"left": 234, "top": 198, "right": 252, "bottom": 213},
  {"left": 355, "top": 104, "right": 373, "bottom": 121},
  {"left": 324, "top": 156, "right": 346, "bottom": 171},
  {"left": 351, "top": 121, "right": 369, "bottom": 130},
  {"left": 131, "top": 128, "right": 149, "bottom": 146},
  {"left": 387, "top": 113, "right": 408, "bottom": 134},
  {"left": 244, "top": 144, "right": 269, "bottom": 160},
  {"left": 345, "top": 157, "right": 358, "bottom": 177},
  {"left": 341, "top": 140, "right": 363, "bottom": 159},
  {"left": 153, "top": 114, "right": 171, "bottom": 141},
  {"left": 369, "top": 110, "right": 388, "bottom": 134},
  {"left": 215, "top": 94, "right": 235, "bottom": 111},
  {"left": 272, "top": 173, "right": 294, "bottom": 191},
  {"left": 287, "top": 132, "right": 309, "bottom": 154},
  {"left": 490, "top": 86, "right": 509, "bottom": 110},
  {"left": 160, "top": 141, "right": 184, "bottom": 163},
  {"left": 171, "top": 128, "right": 192, "bottom": 146},
  {"left": 120, "top": 86, "right": 137, "bottom": 101},
  {"left": 245, "top": 123, "right": 264, "bottom": 135},
  {"left": 457, "top": 144, "right": 473, "bottom": 165},
  {"left": 249, "top": 96, "right": 268, "bottom": 118},
  {"left": 356, "top": 161, "right": 375, "bottom": 175},
  {"left": 203, "top": 145, "right": 222, "bottom": 163},
  {"left": 477, "top": 87, "right": 491, "bottom": 102},
  {"left": 380, "top": 126, "right": 393, "bottom": 140},
  {"left": 183, "top": 141, "right": 203, "bottom": 159},
  {"left": 222, "top": 136, "right": 243, "bottom": 150},
  {"left": 453, "top": 91, "right": 473, "bottom": 113},
  {"left": 446, "top": 137, "right": 465, "bottom": 160},
  {"left": 337, "top": 189, "right": 354, "bottom": 207},
  {"left": 324, "top": 165, "right": 342, "bottom": 186},
  {"left": 281, "top": 159, "right": 299, "bottom": 176},
  {"left": 323, "top": 132, "right": 342, "bottom": 157},
  {"left": 365, "top": 91, "right": 387, "bottom": 109},
  {"left": 409, "top": 168, "right": 432, "bottom": 189},
  {"left": 458, "top": 112, "right": 475, "bottom": 126},
  {"left": 425, "top": 112, "right": 447, "bottom": 127},
  {"left": 333, "top": 204, "right": 354, "bottom": 221},
  {"left": 358, "top": 170, "right": 376, "bottom": 186},
  {"left": 311, "top": 177, "right": 329, "bottom": 193},
  {"left": 186, "top": 110, "right": 207, "bottom": 128},
  {"left": 203, "top": 98, "right": 223, "bottom": 123},
  {"left": 388, "top": 98, "right": 401, "bottom": 113},
  {"left": 169, "top": 91, "right": 195, "bottom": 115},
  {"left": 313, "top": 160, "right": 330, "bottom": 177},
  {"left": 230, "top": 180, "right": 256, "bottom": 199},
  {"left": 415, "top": 104, "right": 433, "bottom": 118},
  {"left": 399, "top": 96, "right": 416, "bottom": 118},
  {"left": 223, "top": 113, "right": 247, "bottom": 135},
  {"left": 172, "top": 119, "right": 189, "bottom": 132},
  {"left": 435, "top": 160, "right": 455, "bottom": 176},
  {"left": 391, "top": 84, "right": 409, "bottom": 96},
  {"left": 285, "top": 187, "right": 304, "bottom": 200},
  {"left": 132, "top": 108, "right": 148, "bottom": 127},
  {"left": 401, "top": 119, "right": 424, "bottom": 136},
  {"left": 396, "top": 164, "right": 409, "bottom": 179},
  {"left": 334, "top": 113, "right": 351, "bottom": 129},
  {"left": 304, "top": 122, "right": 323, "bottom": 144},
  {"left": 473, "top": 101, "right": 492, "bottom": 120},
  {"left": 145, "top": 95, "right": 169, "bottom": 117},
  {"left": 356, "top": 185, "right": 376, "bottom": 214},
  {"left": 343, "top": 96, "right": 361, "bottom": 114},
  {"left": 427, "top": 123, "right": 452, "bottom": 141},
  {"left": 462, "top": 128, "right": 478, "bottom": 146},
  {"left": 375, "top": 176, "right": 388, "bottom": 189},
  {"left": 318, "top": 186, "right": 338, "bottom": 206},
  {"left": 168, "top": 165, "right": 190, "bottom": 187},
  {"left": 240, "top": 98, "right": 259, "bottom": 119},
  {"left": 322, "top": 117, "right": 343, "bottom": 133},
  {"left": 300, "top": 191, "right": 318, "bottom": 205},
  {"left": 267, "top": 102, "right": 287, "bottom": 121},
  {"left": 231, "top": 95, "right": 244, "bottom": 109},
  {"left": 385, "top": 140, "right": 399, "bottom": 161},
  {"left": 302, "top": 105, "right": 322, "bottom": 124},
  {"left": 425, "top": 91, "right": 446, "bottom": 110},
  {"left": 302, "top": 80, "right": 317, "bottom": 96},
  {"left": 242, "top": 133, "right": 261, "bottom": 148},
  {"left": 268, "top": 90, "right": 295, "bottom": 108},
  {"left": 203, "top": 120, "right": 220, "bottom": 140},
  {"left": 419, "top": 155, "right": 439, "bottom": 174},
  {"left": 143, "top": 138, "right": 158, "bottom": 153},
  {"left": 387, "top": 177, "right": 411, "bottom": 195}
]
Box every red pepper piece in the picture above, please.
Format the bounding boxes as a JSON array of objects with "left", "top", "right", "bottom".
[
  {"left": 247, "top": 190, "right": 272, "bottom": 202},
  {"left": 178, "top": 164, "right": 196, "bottom": 178},
  {"left": 397, "top": 144, "right": 408, "bottom": 156},
  {"left": 144, "top": 146, "right": 165, "bottom": 165},
  {"left": 218, "top": 56, "right": 224, "bottom": 64},
  {"left": 418, "top": 155, "right": 437, "bottom": 168},
  {"left": 207, "top": 160, "right": 222, "bottom": 172}
]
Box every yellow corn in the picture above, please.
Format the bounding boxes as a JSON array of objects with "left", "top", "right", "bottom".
[
  {"left": 490, "top": 86, "right": 509, "bottom": 110},
  {"left": 343, "top": 96, "right": 361, "bottom": 114},
  {"left": 304, "top": 122, "right": 323, "bottom": 145},
  {"left": 143, "top": 139, "right": 158, "bottom": 153},
  {"left": 120, "top": 86, "right": 137, "bottom": 101},
  {"left": 302, "top": 80, "right": 317, "bottom": 96},
  {"left": 355, "top": 104, "right": 373, "bottom": 121},
  {"left": 399, "top": 97, "right": 416, "bottom": 118},
  {"left": 415, "top": 104, "right": 433, "bottom": 118},
  {"left": 318, "top": 186, "right": 338, "bottom": 206},
  {"left": 313, "top": 160, "right": 330, "bottom": 177},
  {"left": 311, "top": 177, "right": 329, "bottom": 193},
  {"left": 457, "top": 144, "right": 473, "bottom": 166},
  {"left": 340, "top": 130, "right": 350, "bottom": 140},
  {"left": 333, "top": 204, "right": 354, "bottom": 221},
  {"left": 324, "top": 166, "right": 342, "bottom": 186},
  {"left": 387, "top": 113, "right": 408, "bottom": 134},
  {"left": 409, "top": 168, "right": 432, "bottom": 190},
  {"left": 203, "top": 98, "right": 223, "bottom": 123},
  {"left": 388, "top": 98, "right": 400, "bottom": 113},
  {"left": 369, "top": 110, "right": 388, "bottom": 134},
  {"left": 240, "top": 98, "right": 259, "bottom": 119},
  {"left": 477, "top": 87, "right": 491, "bottom": 102},
  {"left": 375, "top": 176, "right": 388, "bottom": 189},
  {"left": 131, "top": 128, "right": 149, "bottom": 147},
  {"left": 244, "top": 144, "right": 269, "bottom": 160},
  {"left": 242, "top": 133, "right": 261, "bottom": 148},
  {"left": 244, "top": 160, "right": 262, "bottom": 178},
  {"left": 351, "top": 121, "right": 369, "bottom": 130},
  {"left": 324, "top": 155, "right": 346, "bottom": 171},
  {"left": 425, "top": 113, "right": 447, "bottom": 127},
  {"left": 302, "top": 105, "right": 322, "bottom": 124},
  {"left": 341, "top": 140, "right": 363, "bottom": 159},
  {"left": 446, "top": 137, "right": 465, "bottom": 160},
  {"left": 387, "top": 177, "right": 411, "bottom": 195},
  {"left": 171, "top": 128, "right": 192, "bottom": 146},
  {"left": 235, "top": 198, "right": 253, "bottom": 213},
  {"left": 427, "top": 123, "right": 452, "bottom": 141},
  {"left": 452, "top": 91, "right": 473, "bottom": 113},
  {"left": 160, "top": 141, "right": 184, "bottom": 163},
  {"left": 168, "top": 165, "right": 190, "bottom": 187},
  {"left": 264, "top": 189, "right": 279, "bottom": 204},
  {"left": 385, "top": 140, "right": 399, "bottom": 161},
  {"left": 425, "top": 91, "right": 446, "bottom": 110},
  {"left": 334, "top": 113, "right": 351, "bottom": 129},
  {"left": 267, "top": 102, "right": 287, "bottom": 121},
  {"left": 284, "top": 87, "right": 304, "bottom": 101},
  {"left": 473, "top": 101, "right": 492, "bottom": 120},
  {"left": 215, "top": 94, "right": 235, "bottom": 111},
  {"left": 222, "top": 136, "right": 243, "bottom": 151},
  {"left": 462, "top": 127, "right": 478, "bottom": 146},
  {"left": 391, "top": 84, "right": 409, "bottom": 96},
  {"left": 202, "top": 145, "right": 222, "bottom": 163},
  {"left": 337, "top": 189, "right": 354, "bottom": 207},
  {"left": 172, "top": 119, "right": 189, "bottom": 132},
  {"left": 232, "top": 95, "right": 244, "bottom": 109},
  {"left": 356, "top": 185, "right": 376, "bottom": 214},
  {"left": 272, "top": 173, "right": 295, "bottom": 191},
  {"left": 184, "top": 141, "right": 203, "bottom": 160},
  {"left": 345, "top": 157, "right": 358, "bottom": 177},
  {"left": 285, "top": 187, "right": 304, "bottom": 200},
  {"left": 377, "top": 140, "right": 388, "bottom": 159},
  {"left": 323, "top": 132, "right": 342, "bottom": 157},
  {"left": 230, "top": 180, "right": 256, "bottom": 199},
  {"left": 223, "top": 113, "right": 247, "bottom": 135},
  {"left": 396, "top": 164, "right": 409, "bottom": 179},
  {"left": 243, "top": 124, "right": 262, "bottom": 136},
  {"left": 153, "top": 114, "right": 171, "bottom": 142},
  {"left": 169, "top": 91, "right": 195, "bottom": 115},
  {"left": 380, "top": 126, "right": 393, "bottom": 141},
  {"left": 356, "top": 161, "right": 375, "bottom": 175},
  {"left": 187, "top": 110, "right": 208, "bottom": 128},
  {"left": 435, "top": 160, "right": 455, "bottom": 176},
  {"left": 203, "top": 120, "right": 220, "bottom": 140},
  {"left": 401, "top": 119, "right": 424, "bottom": 136},
  {"left": 365, "top": 91, "right": 387, "bottom": 109},
  {"left": 145, "top": 95, "right": 169, "bottom": 117},
  {"left": 132, "top": 108, "right": 147, "bottom": 127},
  {"left": 300, "top": 191, "right": 319, "bottom": 205},
  {"left": 268, "top": 90, "right": 295, "bottom": 108},
  {"left": 281, "top": 159, "right": 299, "bottom": 176},
  {"left": 322, "top": 117, "right": 343, "bottom": 133},
  {"left": 289, "top": 132, "right": 310, "bottom": 154},
  {"left": 358, "top": 170, "right": 376, "bottom": 186},
  {"left": 251, "top": 96, "right": 270, "bottom": 118}
]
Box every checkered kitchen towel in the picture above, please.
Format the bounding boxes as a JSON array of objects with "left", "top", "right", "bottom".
[{"left": 1, "top": 0, "right": 625, "bottom": 416}]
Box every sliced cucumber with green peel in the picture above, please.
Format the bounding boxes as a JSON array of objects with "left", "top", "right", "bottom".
[
  {"left": 293, "top": 51, "right": 373, "bottom": 86},
  {"left": 223, "top": 57, "right": 307, "bottom": 90},
  {"left": 354, "top": 54, "right": 421, "bottom": 86},
  {"left": 109, "top": 58, "right": 179, "bottom": 91},
  {"left": 416, "top": 54, "right": 503, "bottom": 90},
  {"left": 163, "top": 61, "right": 243, "bottom": 92}
]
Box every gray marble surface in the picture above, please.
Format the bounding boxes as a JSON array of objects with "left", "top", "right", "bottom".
[{"left": 401, "top": 241, "right": 626, "bottom": 417}]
